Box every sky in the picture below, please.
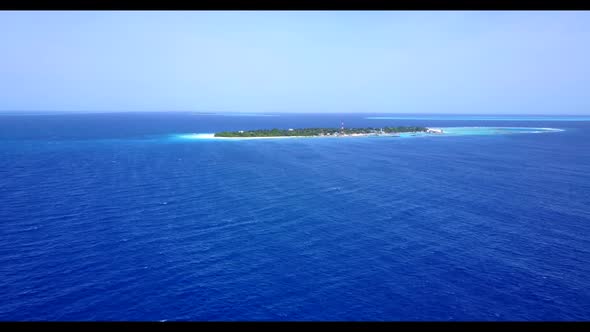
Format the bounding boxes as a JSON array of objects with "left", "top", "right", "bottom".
[{"left": 0, "top": 11, "right": 589, "bottom": 114}]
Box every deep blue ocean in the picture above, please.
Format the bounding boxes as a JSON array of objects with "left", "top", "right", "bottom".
[{"left": 1, "top": 112, "right": 590, "bottom": 321}]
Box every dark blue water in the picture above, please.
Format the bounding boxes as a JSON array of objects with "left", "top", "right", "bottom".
[{"left": 1, "top": 112, "right": 589, "bottom": 321}]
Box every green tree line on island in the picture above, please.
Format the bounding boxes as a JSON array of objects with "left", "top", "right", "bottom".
[{"left": 214, "top": 126, "right": 428, "bottom": 137}]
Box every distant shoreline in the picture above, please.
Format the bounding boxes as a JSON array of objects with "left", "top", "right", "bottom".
[
  {"left": 213, "top": 126, "right": 438, "bottom": 138},
  {"left": 180, "top": 128, "right": 444, "bottom": 140},
  {"left": 181, "top": 133, "right": 426, "bottom": 140},
  {"left": 178, "top": 127, "right": 563, "bottom": 141}
]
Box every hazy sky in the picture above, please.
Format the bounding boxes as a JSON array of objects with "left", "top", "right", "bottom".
[{"left": 1, "top": 11, "right": 589, "bottom": 114}]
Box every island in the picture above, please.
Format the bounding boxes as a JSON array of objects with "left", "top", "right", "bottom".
[{"left": 214, "top": 126, "right": 442, "bottom": 138}]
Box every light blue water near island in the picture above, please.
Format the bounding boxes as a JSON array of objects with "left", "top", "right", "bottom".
[{"left": 1, "top": 112, "right": 590, "bottom": 321}]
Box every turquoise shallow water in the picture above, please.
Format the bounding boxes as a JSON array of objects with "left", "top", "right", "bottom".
[{"left": 431, "top": 127, "right": 564, "bottom": 136}]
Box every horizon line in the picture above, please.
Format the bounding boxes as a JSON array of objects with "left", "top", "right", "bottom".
[{"left": 1, "top": 110, "right": 590, "bottom": 116}]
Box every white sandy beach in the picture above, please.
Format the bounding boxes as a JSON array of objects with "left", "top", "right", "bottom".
[{"left": 178, "top": 133, "right": 410, "bottom": 140}]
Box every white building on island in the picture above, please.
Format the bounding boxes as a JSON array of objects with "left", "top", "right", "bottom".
[{"left": 426, "top": 128, "right": 444, "bottom": 134}]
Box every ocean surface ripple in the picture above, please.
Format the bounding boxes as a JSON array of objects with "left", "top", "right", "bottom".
[{"left": 0, "top": 113, "right": 589, "bottom": 321}]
